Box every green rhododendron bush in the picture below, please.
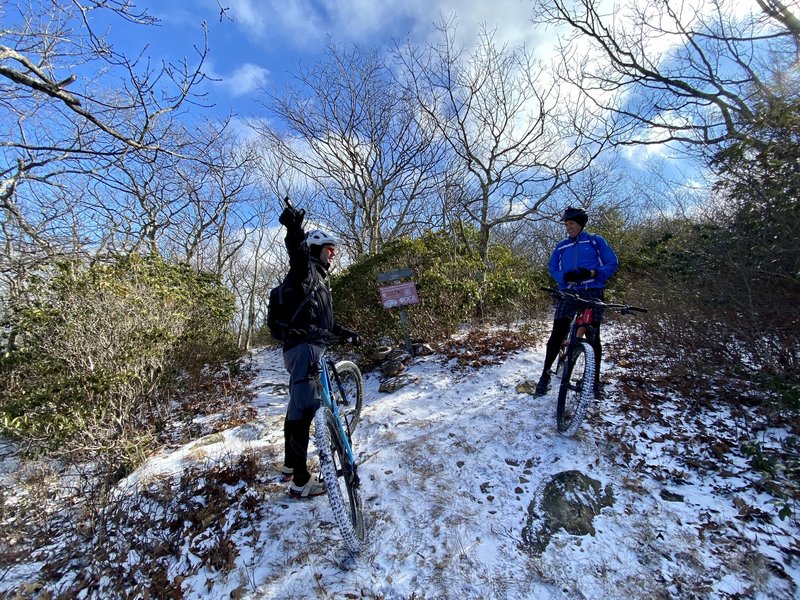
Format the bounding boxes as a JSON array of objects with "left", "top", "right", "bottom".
[
  {"left": 0, "top": 254, "right": 237, "bottom": 465},
  {"left": 330, "top": 232, "right": 545, "bottom": 353}
]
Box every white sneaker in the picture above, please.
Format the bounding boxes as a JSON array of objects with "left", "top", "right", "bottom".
[
  {"left": 289, "top": 478, "right": 326, "bottom": 498},
  {"left": 273, "top": 464, "right": 294, "bottom": 480}
]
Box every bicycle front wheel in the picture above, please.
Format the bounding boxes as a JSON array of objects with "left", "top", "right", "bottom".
[
  {"left": 554, "top": 351, "right": 566, "bottom": 378},
  {"left": 332, "top": 360, "right": 364, "bottom": 434},
  {"left": 556, "top": 341, "right": 595, "bottom": 436},
  {"left": 313, "top": 407, "right": 365, "bottom": 553}
]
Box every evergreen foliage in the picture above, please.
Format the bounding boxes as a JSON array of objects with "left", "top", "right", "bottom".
[
  {"left": 616, "top": 98, "right": 800, "bottom": 410},
  {"left": 0, "top": 254, "right": 238, "bottom": 458},
  {"left": 331, "top": 231, "right": 543, "bottom": 351}
]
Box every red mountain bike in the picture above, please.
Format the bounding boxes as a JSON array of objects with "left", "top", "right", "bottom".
[{"left": 542, "top": 288, "right": 647, "bottom": 436}]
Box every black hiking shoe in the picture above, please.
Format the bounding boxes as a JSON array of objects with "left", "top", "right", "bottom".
[{"left": 534, "top": 372, "right": 551, "bottom": 396}]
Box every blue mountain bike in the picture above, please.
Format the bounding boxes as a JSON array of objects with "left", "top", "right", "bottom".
[{"left": 313, "top": 348, "right": 365, "bottom": 553}]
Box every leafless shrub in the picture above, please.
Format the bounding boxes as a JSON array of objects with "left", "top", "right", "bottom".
[
  {"left": 432, "top": 325, "right": 540, "bottom": 371},
  {"left": 0, "top": 448, "right": 267, "bottom": 597}
]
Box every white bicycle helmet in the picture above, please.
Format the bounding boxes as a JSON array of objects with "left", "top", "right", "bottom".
[{"left": 306, "top": 229, "right": 339, "bottom": 246}]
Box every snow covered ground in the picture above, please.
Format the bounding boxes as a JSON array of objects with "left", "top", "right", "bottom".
[
  {"left": 149, "top": 329, "right": 799, "bottom": 599},
  {"left": 1, "top": 324, "right": 797, "bottom": 599}
]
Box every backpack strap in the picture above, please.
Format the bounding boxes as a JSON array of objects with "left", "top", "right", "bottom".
[{"left": 287, "top": 277, "right": 321, "bottom": 326}]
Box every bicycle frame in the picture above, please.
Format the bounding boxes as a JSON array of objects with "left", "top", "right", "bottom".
[
  {"left": 567, "top": 307, "right": 597, "bottom": 356},
  {"left": 556, "top": 307, "right": 595, "bottom": 375},
  {"left": 319, "top": 356, "right": 358, "bottom": 468},
  {"left": 541, "top": 286, "right": 647, "bottom": 436},
  {"left": 548, "top": 287, "right": 645, "bottom": 361}
]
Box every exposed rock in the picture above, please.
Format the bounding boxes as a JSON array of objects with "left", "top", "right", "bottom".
[
  {"left": 515, "top": 380, "right": 538, "bottom": 394},
  {"left": 413, "top": 343, "right": 434, "bottom": 356},
  {"left": 385, "top": 349, "right": 412, "bottom": 363},
  {"left": 660, "top": 489, "right": 685, "bottom": 502},
  {"left": 379, "top": 374, "right": 418, "bottom": 393},
  {"left": 522, "top": 470, "right": 614, "bottom": 555},
  {"left": 375, "top": 344, "right": 428, "bottom": 391},
  {"left": 381, "top": 359, "right": 406, "bottom": 378},
  {"left": 371, "top": 346, "right": 393, "bottom": 361}
]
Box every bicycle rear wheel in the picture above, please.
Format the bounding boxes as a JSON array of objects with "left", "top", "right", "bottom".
[
  {"left": 331, "top": 360, "right": 364, "bottom": 434},
  {"left": 313, "top": 407, "right": 364, "bottom": 553},
  {"left": 556, "top": 341, "right": 595, "bottom": 436}
]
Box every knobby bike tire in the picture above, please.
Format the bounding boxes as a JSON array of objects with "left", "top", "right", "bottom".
[
  {"left": 556, "top": 341, "right": 595, "bottom": 437},
  {"left": 332, "top": 360, "right": 364, "bottom": 435},
  {"left": 313, "top": 407, "right": 365, "bottom": 553}
]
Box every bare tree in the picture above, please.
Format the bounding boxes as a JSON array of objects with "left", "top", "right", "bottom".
[
  {"left": 220, "top": 138, "right": 308, "bottom": 349},
  {"left": 1, "top": 1, "right": 208, "bottom": 195},
  {"left": 0, "top": 0, "right": 211, "bottom": 350},
  {"left": 253, "top": 41, "right": 444, "bottom": 257},
  {"left": 168, "top": 121, "right": 260, "bottom": 276},
  {"left": 91, "top": 150, "right": 187, "bottom": 256},
  {"left": 396, "top": 19, "right": 608, "bottom": 264},
  {"left": 532, "top": 0, "right": 800, "bottom": 148},
  {"left": 494, "top": 156, "right": 631, "bottom": 263},
  {"left": 224, "top": 220, "right": 285, "bottom": 349}
]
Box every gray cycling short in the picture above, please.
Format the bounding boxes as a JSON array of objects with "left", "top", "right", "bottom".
[{"left": 283, "top": 343, "right": 324, "bottom": 420}]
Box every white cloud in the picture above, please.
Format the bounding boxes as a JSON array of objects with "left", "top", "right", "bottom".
[
  {"left": 271, "top": 0, "right": 327, "bottom": 45},
  {"left": 224, "top": 63, "right": 270, "bottom": 96},
  {"left": 223, "top": 0, "right": 326, "bottom": 46},
  {"left": 205, "top": 59, "right": 269, "bottom": 97},
  {"left": 223, "top": 0, "right": 269, "bottom": 35},
  {"left": 322, "top": 0, "right": 397, "bottom": 41},
  {"left": 401, "top": 0, "right": 548, "bottom": 48},
  {"left": 222, "top": 0, "right": 557, "bottom": 56}
]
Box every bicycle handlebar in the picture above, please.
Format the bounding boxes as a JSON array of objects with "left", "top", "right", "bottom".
[
  {"left": 327, "top": 334, "right": 360, "bottom": 346},
  {"left": 540, "top": 287, "right": 648, "bottom": 314}
]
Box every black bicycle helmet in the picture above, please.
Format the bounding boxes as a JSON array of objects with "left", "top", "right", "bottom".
[{"left": 561, "top": 207, "right": 588, "bottom": 228}]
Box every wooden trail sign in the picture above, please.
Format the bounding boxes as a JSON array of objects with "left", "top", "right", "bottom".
[{"left": 377, "top": 268, "right": 418, "bottom": 356}]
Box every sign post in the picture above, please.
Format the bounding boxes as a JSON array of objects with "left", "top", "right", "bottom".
[{"left": 378, "top": 269, "right": 418, "bottom": 356}]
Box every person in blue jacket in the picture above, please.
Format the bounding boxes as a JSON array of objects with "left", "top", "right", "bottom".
[{"left": 535, "top": 206, "right": 619, "bottom": 397}]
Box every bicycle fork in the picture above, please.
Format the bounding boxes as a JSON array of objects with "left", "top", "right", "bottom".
[{"left": 562, "top": 308, "right": 593, "bottom": 355}]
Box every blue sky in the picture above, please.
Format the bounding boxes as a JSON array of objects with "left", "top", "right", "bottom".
[
  {"left": 112, "top": 0, "right": 550, "bottom": 122},
  {"left": 89, "top": 0, "right": 757, "bottom": 190}
]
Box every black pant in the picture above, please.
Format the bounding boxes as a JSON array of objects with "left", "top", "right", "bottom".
[
  {"left": 283, "top": 409, "right": 315, "bottom": 486},
  {"left": 543, "top": 317, "right": 602, "bottom": 388}
]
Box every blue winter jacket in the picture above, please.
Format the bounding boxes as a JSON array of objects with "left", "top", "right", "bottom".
[{"left": 548, "top": 230, "right": 619, "bottom": 291}]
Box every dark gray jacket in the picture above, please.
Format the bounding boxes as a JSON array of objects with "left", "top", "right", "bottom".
[{"left": 282, "top": 224, "right": 336, "bottom": 351}]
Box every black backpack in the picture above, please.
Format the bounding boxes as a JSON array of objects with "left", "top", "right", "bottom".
[{"left": 267, "top": 274, "right": 321, "bottom": 341}]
